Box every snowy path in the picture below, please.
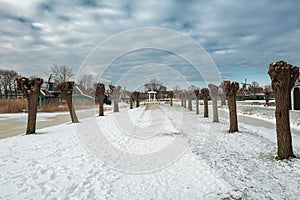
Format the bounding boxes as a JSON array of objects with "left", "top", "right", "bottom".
[{"left": 0, "top": 105, "right": 300, "bottom": 199}]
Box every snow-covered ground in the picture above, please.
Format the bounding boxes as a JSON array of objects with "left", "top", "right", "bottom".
[
  {"left": 0, "top": 112, "right": 70, "bottom": 122},
  {"left": 0, "top": 102, "right": 300, "bottom": 199}
]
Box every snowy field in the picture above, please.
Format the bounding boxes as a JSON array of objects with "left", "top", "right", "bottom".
[{"left": 0, "top": 102, "right": 300, "bottom": 199}]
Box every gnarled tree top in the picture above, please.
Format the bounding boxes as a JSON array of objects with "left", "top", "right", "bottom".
[
  {"left": 96, "top": 83, "right": 105, "bottom": 92},
  {"left": 201, "top": 88, "right": 209, "bottom": 96},
  {"left": 208, "top": 84, "right": 218, "bottom": 96},
  {"left": 57, "top": 81, "right": 74, "bottom": 97},
  {"left": 222, "top": 80, "right": 239, "bottom": 96},
  {"left": 268, "top": 60, "right": 299, "bottom": 91},
  {"left": 16, "top": 76, "right": 43, "bottom": 98}
]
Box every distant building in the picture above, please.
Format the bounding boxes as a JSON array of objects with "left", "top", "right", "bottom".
[
  {"left": 39, "top": 88, "right": 56, "bottom": 106},
  {"left": 291, "top": 81, "right": 300, "bottom": 110},
  {"left": 236, "top": 87, "right": 265, "bottom": 101}
]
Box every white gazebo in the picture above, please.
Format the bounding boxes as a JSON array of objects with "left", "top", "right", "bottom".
[{"left": 147, "top": 90, "right": 157, "bottom": 104}]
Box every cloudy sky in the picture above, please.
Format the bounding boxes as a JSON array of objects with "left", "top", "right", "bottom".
[{"left": 1, "top": 0, "right": 300, "bottom": 88}]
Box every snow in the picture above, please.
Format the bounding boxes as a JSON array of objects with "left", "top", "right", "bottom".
[
  {"left": 0, "top": 102, "right": 300, "bottom": 199},
  {"left": 0, "top": 112, "right": 68, "bottom": 122}
]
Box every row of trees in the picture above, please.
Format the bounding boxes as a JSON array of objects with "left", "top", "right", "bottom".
[
  {"left": 0, "top": 69, "right": 18, "bottom": 99},
  {"left": 0, "top": 65, "right": 76, "bottom": 99},
  {"left": 169, "top": 61, "right": 297, "bottom": 161},
  {"left": 13, "top": 60, "right": 298, "bottom": 161}
]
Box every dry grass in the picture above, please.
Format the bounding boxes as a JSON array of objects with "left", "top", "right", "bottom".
[
  {"left": 39, "top": 101, "right": 69, "bottom": 112},
  {"left": 0, "top": 98, "right": 118, "bottom": 113},
  {"left": 0, "top": 99, "right": 27, "bottom": 113}
]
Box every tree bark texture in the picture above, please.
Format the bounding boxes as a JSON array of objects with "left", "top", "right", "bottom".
[
  {"left": 201, "top": 88, "right": 209, "bottom": 118},
  {"left": 16, "top": 77, "right": 43, "bottom": 134},
  {"left": 182, "top": 92, "right": 187, "bottom": 108},
  {"left": 96, "top": 83, "right": 105, "bottom": 116},
  {"left": 168, "top": 91, "right": 174, "bottom": 106},
  {"left": 188, "top": 92, "right": 193, "bottom": 111},
  {"left": 209, "top": 84, "right": 219, "bottom": 122},
  {"left": 57, "top": 81, "right": 78, "bottom": 123},
  {"left": 268, "top": 60, "right": 299, "bottom": 159},
  {"left": 130, "top": 93, "right": 134, "bottom": 109},
  {"left": 223, "top": 81, "right": 239, "bottom": 132},
  {"left": 219, "top": 83, "right": 226, "bottom": 106},
  {"left": 133, "top": 91, "right": 140, "bottom": 108},
  {"left": 110, "top": 85, "right": 121, "bottom": 112},
  {"left": 181, "top": 93, "right": 184, "bottom": 107},
  {"left": 194, "top": 89, "right": 199, "bottom": 115},
  {"left": 264, "top": 89, "right": 271, "bottom": 106}
]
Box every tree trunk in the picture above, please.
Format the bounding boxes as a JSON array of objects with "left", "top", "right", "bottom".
[
  {"left": 219, "top": 84, "right": 226, "bottom": 106},
  {"left": 135, "top": 92, "right": 140, "bottom": 108},
  {"left": 66, "top": 95, "right": 78, "bottom": 123},
  {"left": 168, "top": 91, "right": 174, "bottom": 106},
  {"left": 130, "top": 94, "right": 133, "bottom": 109},
  {"left": 274, "top": 88, "right": 294, "bottom": 158},
  {"left": 4, "top": 89, "right": 8, "bottom": 99},
  {"left": 96, "top": 83, "right": 105, "bottom": 116},
  {"left": 268, "top": 61, "right": 298, "bottom": 159},
  {"left": 223, "top": 81, "right": 239, "bottom": 132},
  {"left": 99, "top": 92, "right": 104, "bottom": 116},
  {"left": 109, "top": 85, "right": 121, "bottom": 112},
  {"left": 182, "top": 93, "right": 186, "bottom": 108},
  {"left": 194, "top": 90, "right": 199, "bottom": 115},
  {"left": 188, "top": 93, "right": 192, "bottom": 111},
  {"left": 220, "top": 94, "right": 226, "bottom": 106},
  {"left": 57, "top": 81, "right": 79, "bottom": 123},
  {"left": 264, "top": 90, "right": 270, "bottom": 106},
  {"left": 16, "top": 77, "right": 43, "bottom": 134},
  {"left": 181, "top": 95, "right": 184, "bottom": 107},
  {"left": 201, "top": 88, "right": 209, "bottom": 118},
  {"left": 209, "top": 84, "right": 219, "bottom": 122},
  {"left": 26, "top": 92, "right": 39, "bottom": 134},
  {"left": 227, "top": 94, "right": 238, "bottom": 132},
  {"left": 114, "top": 98, "right": 119, "bottom": 112}
]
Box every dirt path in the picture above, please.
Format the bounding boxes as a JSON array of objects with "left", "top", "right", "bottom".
[{"left": 0, "top": 110, "right": 100, "bottom": 139}]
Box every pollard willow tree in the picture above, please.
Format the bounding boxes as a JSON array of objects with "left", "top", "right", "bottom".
[
  {"left": 95, "top": 83, "right": 105, "bottom": 116},
  {"left": 57, "top": 81, "right": 78, "bottom": 123},
  {"left": 180, "top": 91, "right": 187, "bottom": 108},
  {"left": 268, "top": 61, "right": 299, "bottom": 159},
  {"left": 219, "top": 83, "right": 226, "bottom": 106},
  {"left": 194, "top": 89, "right": 200, "bottom": 114},
  {"left": 187, "top": 91, "right": 193, "bottom": 111},
  {"left": 129, "top": 92, "right": 134, "bottom": 109},
  {"left": 133, "top": 91, "right": 140, "bottom": 108},
  {"left": 223, "top": 80, "right": 239, "bottom": 132},
  {"left": 208, "top": 84, "right": 219, "bottom": 122},
  {"left": 16, "top": 77, "right": 43, "bottom": 134},
  {"left": 201, "top": 88, "right": 209, "bottom": 118},
  {"left": 264, "top": 87, "right": 271, "bottom": 106},
  {"left": 109, "top": 85, "right": 121, "bottom": 112},
  {"left": 168, "top": 91, "right": 174, "bottom": 106}
]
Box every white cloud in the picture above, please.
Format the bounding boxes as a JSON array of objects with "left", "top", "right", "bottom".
[{"left": 0, "top": 0, "right": 300, "bottom": 86}]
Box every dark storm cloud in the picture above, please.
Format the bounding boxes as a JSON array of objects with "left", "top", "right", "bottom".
[{"left": 0, "top": 0, "right": 300, "bottom": 86}]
